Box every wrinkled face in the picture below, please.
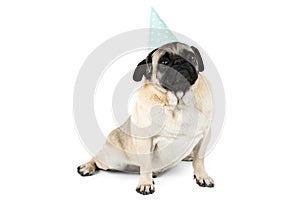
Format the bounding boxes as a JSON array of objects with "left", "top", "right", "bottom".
[
  {"left": 155, "top": 49, "right": 198, "bottom": 92},
  {"left": 133, "top": 42, "right": 204, "bottom": 93}
]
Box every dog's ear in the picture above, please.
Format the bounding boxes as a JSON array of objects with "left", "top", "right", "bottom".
[
  {"left": 133, "top": 59, "right": 148, "bottom": 82},
  {"left": 191, "top": 46, "right": 204, "bottom": 72},
  {"left": 133, "top": 48, "right": 158, "bottom": 82}
]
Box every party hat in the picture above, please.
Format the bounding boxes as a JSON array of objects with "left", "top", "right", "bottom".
[{"left": 149, "top": 8, "right": 177, "bottom": 51}]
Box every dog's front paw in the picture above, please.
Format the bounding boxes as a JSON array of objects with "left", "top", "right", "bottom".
[
  {"left": 136, "top": 181, "right": 155, "bottom": 195},
  {"left": 194, "top": 175, "right": 214, "bottom": 187},
  {"left": 77, "top": 162, "right": 97, "bottom": 176}
]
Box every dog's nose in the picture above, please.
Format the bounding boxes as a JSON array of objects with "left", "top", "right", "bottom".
[
  {"left": 178, "top": 69, "right": 189, "bottom": 78},
  {"left": 174, "top": 58, "right": 186, "bottom": 65}
]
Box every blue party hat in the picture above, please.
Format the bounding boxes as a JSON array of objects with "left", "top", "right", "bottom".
[{"left": 149, "top": 8, "right": 177, "bottom": 51}]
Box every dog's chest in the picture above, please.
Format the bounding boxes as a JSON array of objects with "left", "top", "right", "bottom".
[
  {"left": 159, "top": 104, "right": 205, "bottom": 138},
  {"left": 161, "top": 91, "right": 205, "bottom": 137},
  {"left": 152, "top": 92, "right": 207, "bottom": 159}
]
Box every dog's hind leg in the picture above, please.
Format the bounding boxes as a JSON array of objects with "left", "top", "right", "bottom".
[
  {"left": 77, "top": 127, "right": 131, "bottom": 176},
  {"left": 192, "top": 128, "right": 214, "bottom": 187},
  {"left": 77, "top": 158, "right": 110, "bottom": 176}
]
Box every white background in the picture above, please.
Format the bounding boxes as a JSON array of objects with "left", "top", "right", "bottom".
[{"left": 1, "top": 0, "right": 300, "bottom": 199}]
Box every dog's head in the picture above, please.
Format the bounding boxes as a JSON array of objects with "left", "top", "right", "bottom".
[{"left": 133, "top": 42, "right": 204, "bottom": 93}]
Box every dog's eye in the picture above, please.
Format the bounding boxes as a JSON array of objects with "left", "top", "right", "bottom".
[
  {"left": 188, "top": 55, "right": 195, "bottom": 62},
  {"left": 188, "top": 55, "right": 196, "bottom": 64},
  {"left": 159, "top": 58, "right": 169, "bottom": 65}
]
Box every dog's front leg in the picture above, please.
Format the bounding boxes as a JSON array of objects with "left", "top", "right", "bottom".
[
  {"left": 135, "top": 138, "right": 155, "bottom": 195},
  {"left": 193, "top": 128, "right": 214, "bottom": 187}
]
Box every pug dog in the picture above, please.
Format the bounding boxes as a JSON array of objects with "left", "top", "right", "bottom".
[{"left": 77, "top": 42, "right": 214, "bottom": 195}]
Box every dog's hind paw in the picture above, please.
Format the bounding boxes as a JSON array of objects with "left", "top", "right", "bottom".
[{"left": 77, "top": 162, "right": 97, "bottom": 176}]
